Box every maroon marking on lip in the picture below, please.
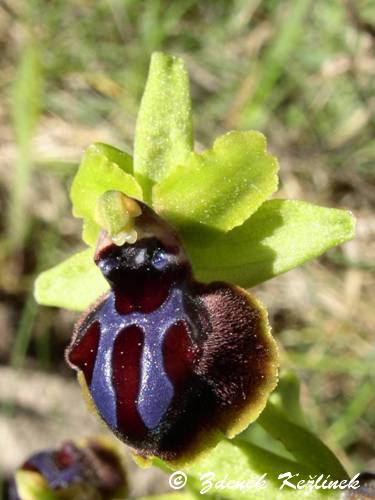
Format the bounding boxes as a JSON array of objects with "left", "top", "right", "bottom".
[
  {"left": 112, "top": 325, "right": 147, "bottom": 439},
  {"left": 67, "top": 321, "right": 101, "bottom": 386},
  {"left": 163, "top": 320, "right": 197, "bottom": 390},
  {"left": 115, "top": 274, "right": 172, "bottom": 314}
]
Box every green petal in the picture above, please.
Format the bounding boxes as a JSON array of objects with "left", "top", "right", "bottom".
[
  {"left": 185, "top": 200, "right": 355, "bottom": 287},
  {"left": 92, "top": 142, "right": 134, "bottom": 175},
  {"left": 134, "top": 52, "right": 193, "bottom": 199},
  {"left": 71, "top": 143, "right": 143, "bottom": 245},
  {"left": 153, "top": 131, "right": 278, "bottom": 234},
  {"left": 34, "top": 249, "right": 109, "bottom": 311}
]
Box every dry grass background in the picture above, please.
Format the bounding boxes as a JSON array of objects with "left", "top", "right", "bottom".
[{"left": 0, "top": 0, "right": 374, "bottom": 497}]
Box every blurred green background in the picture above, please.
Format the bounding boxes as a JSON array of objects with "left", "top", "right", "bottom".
[{"left": 0, "top": 0, "right": 374, "bottom": 496}]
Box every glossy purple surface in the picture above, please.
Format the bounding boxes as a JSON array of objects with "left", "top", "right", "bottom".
[{"left": 78, "top": 285, "right": 193, "bottom": 431}]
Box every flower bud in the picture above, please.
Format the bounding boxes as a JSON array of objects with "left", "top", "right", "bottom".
[{"left": 9, "top": 438, "right": 127, "bottom": 499}]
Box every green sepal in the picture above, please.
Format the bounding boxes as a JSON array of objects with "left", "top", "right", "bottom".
[
  {"left": 34, "top": 249, "right": 109, "bottom": 311},
  {"left": 134, "top": 52, "right": 193, "bottom": 200},
  {"left": 154, "top": 131, "right": 278, "bottom": 236},
  {"left": 184, "top": 200, "right": 355, "bottom": 287}
]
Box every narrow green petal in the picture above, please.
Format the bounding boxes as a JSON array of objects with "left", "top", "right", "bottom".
[
  {"left": 185, "top": 200, "right": 355, "bottom": 287},
  {"left": 134, "top": 52, "right": 193, "bottom": 198},
  {"left": 153, "top": 131, "right": 278, "bottom": 234},
  {"left": 71, "top": 143, "right": 143, "bottom": 245},
  {"left": 92, "top": 142, "right": 134, "bottom": 174},
  {"left": 34, "top": 249, "right": 109, "bottom": 311}
]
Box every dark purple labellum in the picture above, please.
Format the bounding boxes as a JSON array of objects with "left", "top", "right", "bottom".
[{"left": 67, "top": 199, "right": 278, "bottom": 462}]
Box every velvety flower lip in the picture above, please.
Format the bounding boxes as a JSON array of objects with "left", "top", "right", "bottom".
[{"left": 67, "top": 196, "right": 278, "bottom": 463}]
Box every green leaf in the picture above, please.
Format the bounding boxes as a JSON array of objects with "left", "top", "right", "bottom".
[
  {"left": 270, "top": 371, "right": 307, "bottom": 428},
  {"left": 34, "top": 249, "right": 109, "bottom": 311},
  {"left": 240, "top": 371, "right": 307, "bottom": 459},
  {"left": 134, "top": 52, "right": 193, "bottom": 199},
  {"left": 153, "top": 131, "right": 278, "bottom": 235},
  {"left": 70, "top": 143, "right": 143, "bottom": 245},
  {"left": 184, "top": 200, "right": 355, "bottom": 288},
  {"left": 174, "top": 439, "right": 336, "bottom": 499},
  {"left": 258, "top": 402, "right": 348, "bottom": 480}
]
